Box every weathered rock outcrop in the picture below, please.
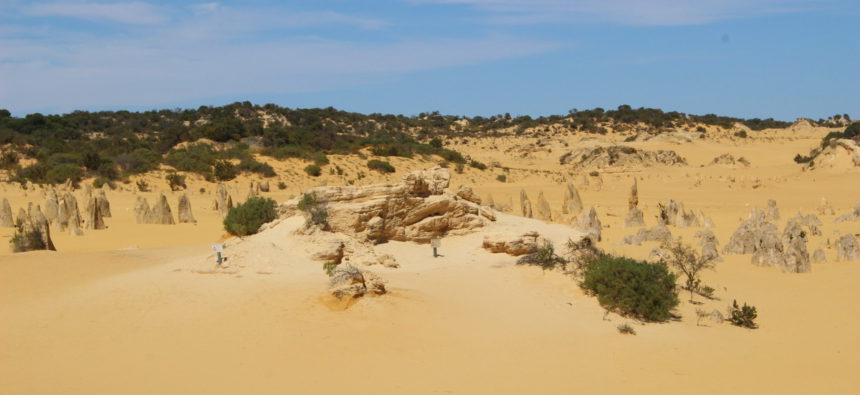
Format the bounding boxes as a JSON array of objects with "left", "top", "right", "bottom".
[
  {"left": 835, "top": 202, "right": 860, "bottom": 223},
  {"left": 44, "top": 191, "right": 59, "bottom": 225},
  {"left": 765, "top": 199, "right": 780, "bottom": 221},
  {"left": 134, "top": 196, "right": 151, "bottom": 224},
  {"left": 28, "top": 205, "right": 56, "bottom": 251},
  {"left": 482, "top": 231, "right": 546, "bottom": 256},
  {"left": 559, "top": 145, "right": 687, "bottom": 170},
  {"left": 818, "top": 198, "right": 835, "bottom": 216},
  {"left": 214, "top": 184, "right": 234, "bottom": 217},
  {"left": 562, "top": 182, "right": 583, "bottom": 215},
  {"left": 573, "top": 207, "right": 602, "bottom": 242},
  {"left": 519, "top": 189, "right": 533, "bottom": 218},
  {"left": 456, "top": 186, "right": 481, "bottom": 205},
  {"left": 97, "top": 189, "right": 111, "bottom": 217},
  {"left": 279, "top": 167, "right": 495, "bottom": 243},
  {"left": 146, "top": 194, "right": 175, "bottom": 225},
  {"left": 835, "top": 234, "right": 860, "bottom": 261},
  {"left": 781, "top": 223, "right": 810, "bottom": 273},
  {"left": 710, "top": 153, "right": 750, "bottom": 167},
  {"left": 657, "top": 200, "right": 700, "bottom": 228},
  {"left": 83, "top": 197, "right": 106, "bottom": 230},
  {"left": 535, "top": 191, "right": 552, "bottom": 221},
  {"left": 695, "top": 229, "right": 720, "bottom": 262},
  {"left": 0, "top": 197, "right": 13, "bottom": 227},
  {"left": 329, "top": 264, "right": 386, "bottom": 299},
  {"left": 724, "top": 210, "right": 810, "bottom": 272},
  {"left": 622, "top": 225, "right": 671, "bottom": 245},
  {"left": 812, "top": 249, "right": 827, "bottom": 263},
  {"left": 59, "top": 192, "right": 83, "bottom": 235},
  {"left": 177, "top": 194, "right": 196, "bottom": 223},
  {"left": 624, "top": 179, "right": 645, "bottom": 227}
]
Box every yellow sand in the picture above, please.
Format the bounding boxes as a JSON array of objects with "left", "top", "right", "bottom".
[{"left": 1, "top": 126, "right": 859, "bottom": 394}]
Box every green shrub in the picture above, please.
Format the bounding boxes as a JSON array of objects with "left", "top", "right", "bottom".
[
  {"left": 136, "top": 179, "right": 149, "bottom": 192},
  {"left": 617, "top": 323, "right": 636, "bottom": 335},
  {"left": 469, "top": 160, "right": 487, "bottom": 170},
  {"left": 92, "top": 177, "right": 110, "bottom": 189},
  {"left": 0, "top": 151, "right": 19, "bottom": 169},
  {"left": 166, "top": 172, "right": 186, "bottom": 191},
  {"left": 728, "top": 300, "right": 758, "bottom": 329},
  {"left": 297, "top": 192, "right": 328, "bottom": 227},
  {"left": 734, "top": 130, "right": 748, "bottom": 138},
  {"left": 367, "top": 159, "right": 395, "bottom": 173},
  {"left": 496, "top": 174, "right": 506, "bottom": 182},
  {"left": 516, "top": 241, "right": 566, "bottom": 271},
  {"left": 277, "top": 181, "right": 287, "bottom": 190},
  {"left": 10, "top": 228, "right": 47, "bottom": 252},
  {"left": 323, "top": 261, "right": 338, "bottom": 277},
  {"left": 580, "top": 254, "right": 679, "bottom": 322},
  {"left": 45, "top": 163, "right": 83, "bottom": 185},
  {"left": 304, "top": 164, "right": 322, "bottom": 177},
  {"left": 223, "top": 197, "right": 278, "bottom": 236},
  {"left": 213, "top": 160, "right": 237, "bottom": 181},
  {"left": 237, "top": 158, "right": 276, "bottom": 177},
  {"left": 311, "top": 152, "right": 329, "bottom": 166}
]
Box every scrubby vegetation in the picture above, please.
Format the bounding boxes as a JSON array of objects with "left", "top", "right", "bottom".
[
  {"left": 793, "top": 122, "right": 859, "bottom": 166},
  {"left": 0, "top": 102, "right": 798, "bottom": 186},
  {"left": 297, "top": 192, "right": 328, "bottom": 228},
  {"left": 580, "top": 254, "right": 679, "bottom": 322},
  {"left": 10, "top": 228, "right": 47, "bottom": 252},
  {"left": 729, "top": 300, "right": 758, "bottom": 329},
  {"left": 617, "top": 323, "right": 636, "bottom": 335},
  {"left": 165, "top": 172, "right": 186, "bottom": 191},
  {"left": 223, "top": 197, "right": 278, "bottom": 236},
  {"left": 661, "top": 238, "right": 716, "bottom": 302},
  {"left": 516, "top": 241, "right": 566, "bottom": 271},
  {"left": 367, "top": 159, "right": 395, "bottom": 173},
  {"left": 304, "top": 164, "right": 322, "bottom": 177}
]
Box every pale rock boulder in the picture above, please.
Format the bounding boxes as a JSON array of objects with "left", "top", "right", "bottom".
[
  {"left": 60, "top": 192, "right": 83, "bottom": 234},
  {"left": 695, "top": 229, "right": 721, "bottom": 262},
  {"left": 28, "top": 205, "right": 56, "bottom": 251},
  {"left": 0, "top": 197, "right": 13, "bottom": 227},
  {"left": 835, "top": 234, "right": 860, "bottom": 261},
  {"left": 781, "top": 224, "right": 811, "bottom": 273},
  {"left": 622, "top": 225, "right": 671, "bottom": 246},
  {"left": 247, "top": 181, "right": 260, "bottom": 201},
  {"left": 16, "top": 208, "right": 27, "bottom": 227},
  {"left": 658, "top": 200, "right": 699, "bottom": 228},
  {"left": 279, "top": 167, "right": 494, "bottom": 243},
  {"left": 818, "top": 198, "right": 835, "bottom": 216},
  {"left": 456, "top": 185, "right": 482, "bottom": 205},
  {"left": 628, "top": 178, "right": 639, "bottom": 211},
  {"left": 482, "top": 231, "right": 546, "bottom": 256},
  {"left": 573, "top": 207, "right": 602, "bottom": 242},
  {"left": 259, "top": 181, "right": 270, "bottom": 193},
  {"left": 562, "top": 182, "right": 583, "bottom": 215},
  {"left": 535, "top": 191, "right": 552, "bottom": 221},
  {"left": 329, "top": 264, "right": 386, "bottom": 299},
  {"left": 44, "top": 190, "right": 60, "bottom": 224},
  {"left": 519, "top": 189, "right": 533, "bottom": 218},
  {"left": 765, "top": 199, "right": 780, "bottom": 221}
]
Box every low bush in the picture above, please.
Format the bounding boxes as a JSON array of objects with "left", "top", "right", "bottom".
[
  {"left": 516, "top": 241, "right": 566, "bottom": 271},
  {"left": 237, "top": 158, "right": 276, "bottom": 177},
  {"left": 213, "top": 160, "right": 237, "bottom": 181},
  {"left": 223, "top": 197, "right": 278, "bottom": 236},
  {"left": 92, "top": 177, "right": 110, "bottom": 189},
  {"left": 297, "top": 192, "right": 328, "bottom": 227},
  {"left": 165, "top": 172, "right": 186, "bottom": 191},
  {"left": 277, "top": 181, "right": 287, "bottom": 190},
  {"left": 580, "top": 254, "right": 679, "bottom": 322},
  {"left": 496, "top": 174, "right": 506, "bottom": 182},
  {"left": 45, "top": 163, "right": 83, "bottom": 185},
  {"left": 367, "top": 159, "right": 395, "bottom": 173},
  {"left": 469, "top": 160, "right": 487, "bottom": 170},
  {"left": 734, "top": 130, "right": 748, "bottom": 138},
  {"left": 728, "top": 300, "right": 758, "bottom": 329},
  {"left": 304, "top": 164, "right": 322, "bottom": 177},
  {"left": 136, "top": 179, "right": 149, "bottom": 192},
  {"left": 617, "top": 323, "right": 636, "bottom": 335}
]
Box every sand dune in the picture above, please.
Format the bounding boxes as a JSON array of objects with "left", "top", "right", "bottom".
[{"left": 2, "top": 126, "right": 860, "bottom": 394}]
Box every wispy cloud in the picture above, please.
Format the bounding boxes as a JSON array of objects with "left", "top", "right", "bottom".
[
  {"left": 416, "top": 0, "right": 823, "bottom": 25},
  {"left": 23, "top": 1, "right": 168, "bottom": 25}
]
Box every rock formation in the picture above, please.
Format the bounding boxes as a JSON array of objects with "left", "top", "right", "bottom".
[
  {"left": 83, "top": 197, "right": 106, "bottom": 230},
  {"left": 818, "top": 198, "right": 835, "bottom": 216},
  {"left": 562, "top": 182, "right": 583, "bottom": 215},
  {"left": 812, "top": 249, "right": 826, "bottom": 264},
  {"left": 695, "top": 229, "right": 720, "bottom": 262},
  {"left": 765, "top": 199, "right": 780, "bottom": 221},
  {"left": 456, "top": 186, "right": 482, "bottom": 205},
  {"left": 519, "top": 189, "right": 533, "bottom": 218},
  {"left": 247, "top": 181, "right": 260, "bottom": 201},
  {"left": 834, "top": 202, "right": 860, "bottom": 223},
  {"left": 0, "top": 197, "right": 13, "bottom": 227},
  {"left": 535, "top": 191, "right": 552, "bottom": 221},
  {"left": 835, "top": 234, "right": 860, "bottom": 261},
  {"left": 621, "top": 225, "right": 671, "bottom": 245},
  {"left": 559, "top": 145, "right": 687, "bottom": 170},
  {"left": 134, "top": 196, "right": 151, "bottom": 224},
  {"left": 97, "top": 189, "right": 111, "bottom": 217},
  {"left": 146, "top": 193, "right": 176, "bottom": 225},
  {"left": 259, "top": 181, "right": 270, "bottom": 193},
  {"left": 781, "top": 223, "right": 810, "bottom": 273},
  {"left": 482, "top": 231, "right": 546, "bottom": 256},
  {"left": 624, "top": 179, "right": 645, "bottom": 227},
  {"left": 710, "top": 153, "right": 750, "bottom": 167},
  {"left": 28, "top": 205, "right": 56, "bottom": 251},
  {"left": 59, "top": 192, "right": 83, "bottom": 235},
  {"left": 44, "top": 190, "right": 59, "bottom": 225},
  {"left": 573, "top": 207, "right": 602, "bottom": 242},
  {"left": 214, "top": 184, "right": 234, "bottom": 217},
  {"left": 724, "top": 211, "right": 810, "bottom": 272},
  {"left": 485, "top": 194, "right": 496, "bottom": 209},
  {"left": 177, "top": 194, "right": 196, "bottom": 223},
  {"left": 657, "top": 200, "right": 700, "bottom": 228},
  {"left": 279, "top": 167, "right": 495, "bottom": 243},
  {"left": 329, "top": 264, "right": 386, "bottom": 299}
]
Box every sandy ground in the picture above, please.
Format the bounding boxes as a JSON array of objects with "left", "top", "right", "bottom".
[{"left": 2, "top": 126, "right": 860, "bottom": 394}]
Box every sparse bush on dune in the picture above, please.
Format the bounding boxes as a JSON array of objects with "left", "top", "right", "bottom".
[
  {"left": 223, "top": 197, "right": 278, "bottom": 236},
  {"left": 10, "top": 228, "right": 47, "bottom": 252},
  {"left": 367, "top": 159, "right": 395, "bottom": 173},
  {"left": 580, "top": 254, "right": 679, "bottom": 322},
  {"left": 617, "top": 323, "right": 636, "bottom": 335},
  {"left": 304, "top": 164, "right": 322, "bottom": 177},
  {"left": 496, "top": 174, "right": 506, "bottom": 182},
  {"left": 516, "top": 241, "right": 566, "bottom": 271},
  {"left": 166, "top": 172, "right": 186, "bottom": 191},
  {"left": 213, "top": 160, "right": 237, "bottom": 181},
  {"left": 297, "top": 192, "right": 328, "bottom": 228},
  {"left": 729, "top": 300, "right": 758, "bottom": 329}
]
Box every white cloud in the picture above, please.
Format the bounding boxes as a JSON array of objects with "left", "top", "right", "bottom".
[
  {"left": 24, "top": 1, "right": 168, "bottom": 25},
  {"left": 415, "top": 0, "right": 821, "bottom": 25}
]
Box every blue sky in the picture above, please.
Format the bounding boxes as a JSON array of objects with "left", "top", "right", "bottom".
[{"left": 1, "top": 0, "right": 858, "bottom": 120}]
